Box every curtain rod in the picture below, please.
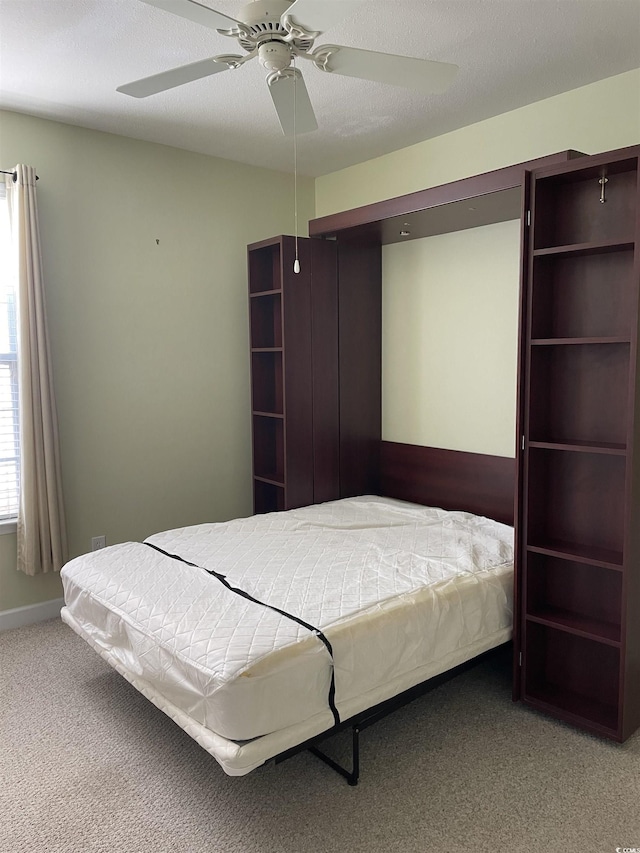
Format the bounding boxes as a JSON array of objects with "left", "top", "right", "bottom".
[{"left": 1, "top": 169, "right": 39, "bottom": 181}]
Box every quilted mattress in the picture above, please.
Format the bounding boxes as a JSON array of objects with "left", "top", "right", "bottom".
[{"left": 60, "top": 496, "right": 514, "bottom": 775}]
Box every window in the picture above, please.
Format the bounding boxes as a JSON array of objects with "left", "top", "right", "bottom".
[{"left": 0, "top": 181, "right": 19, "bottom": 520}]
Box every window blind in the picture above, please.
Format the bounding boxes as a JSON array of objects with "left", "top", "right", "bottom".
[{"left": 0, "top": 181, "right": 20, "bottom": 519}]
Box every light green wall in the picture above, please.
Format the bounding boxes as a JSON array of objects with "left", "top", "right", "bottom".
[
  {"left": 0, "top": 110, "right": 314, "bottom": 612},
  {"left": 316, "top": 69, "right": 640, "bottom": 457},
  {"left": 382, "top": 220, "right": 521, "bottom": 456},
  {"left": 0, "top": 532, "right": 63, "bottom": 610}
]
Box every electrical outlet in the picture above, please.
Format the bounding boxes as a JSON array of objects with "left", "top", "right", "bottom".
[{"left": 91, "top": 535, "right": 106, "bottom": 551}]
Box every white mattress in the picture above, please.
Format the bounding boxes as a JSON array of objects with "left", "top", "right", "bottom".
[{"left": 61, "top": 496, "right": 514, "bottom": 775}]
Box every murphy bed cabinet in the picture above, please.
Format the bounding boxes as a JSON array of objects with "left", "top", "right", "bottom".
[
  {"left": 517, "top": 146, "right": 640, "bottom": 741},
  {"left": 249, "top": 148, "right": 640, "bottom": 741},
  {"left": 248, "top": 235, "right": 341, "bottom": 513}
]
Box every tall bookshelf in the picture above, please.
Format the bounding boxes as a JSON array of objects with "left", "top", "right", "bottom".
[
  {"left": 518, "top": 147, "right": 640, "bottom": 741},
  {"left": 248, "top": 235, "right": 339, "bottom": 513}
]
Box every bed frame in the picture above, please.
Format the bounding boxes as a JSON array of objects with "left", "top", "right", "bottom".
[{"left": 274, "top": 441, "right": 516, "bottom": 784}]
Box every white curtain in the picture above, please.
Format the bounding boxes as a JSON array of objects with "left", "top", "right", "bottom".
[{"left": 6, "top": 166, "right": 68, "bottom": 574}]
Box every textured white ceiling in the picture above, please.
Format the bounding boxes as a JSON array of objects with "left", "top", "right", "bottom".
[{"left": 1, "top": 0, "right": 639, "bottom": 176}]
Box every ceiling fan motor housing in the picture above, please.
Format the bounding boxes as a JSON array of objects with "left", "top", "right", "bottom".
[
  {"left": 237, "top": 0, "right": 314, "bottom": 57},
  {"left": 240, "top": 0, "right": 293, "bottom": 28}
]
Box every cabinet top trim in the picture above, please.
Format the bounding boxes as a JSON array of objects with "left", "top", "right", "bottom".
[{"left": 309, "top": 150, "right": 584, "bottom": 244}]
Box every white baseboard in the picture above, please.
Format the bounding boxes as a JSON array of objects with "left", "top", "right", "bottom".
[{"left": 0, "top": 597, "right": 64, "bottom": 632}]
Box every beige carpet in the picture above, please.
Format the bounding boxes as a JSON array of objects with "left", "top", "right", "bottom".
[{"left": 1, "top": 617, "right": 639, "bottom": 853}]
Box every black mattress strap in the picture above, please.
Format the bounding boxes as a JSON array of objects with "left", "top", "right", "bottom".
[{"left": 144, "top": 542, "right": 340, "bottom": 727}]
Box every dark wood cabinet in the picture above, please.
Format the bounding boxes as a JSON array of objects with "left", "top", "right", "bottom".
[
  {"left": 304, "top": 146, "right": 640, "bottom": 742},
  {"left": 248, "top": 235, "right": 339, "bottom": 513},
  {"left": 517, "top": 146, "right": 640, "bottom": 740}
]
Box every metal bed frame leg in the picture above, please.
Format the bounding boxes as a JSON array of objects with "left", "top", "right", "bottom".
[
  {"left": 275, "top": 647, "right": 507, "bottom": 786},
  {"left": 309, "top": 725, "right": 360, "bottom": 786}
]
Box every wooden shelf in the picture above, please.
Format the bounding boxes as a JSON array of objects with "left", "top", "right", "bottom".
[
  {"left": 249, "top": 288, "right": 282, "bottom": 298},
  {"left": 526, "top": 610, "right": 621, "bottom": 646},
  {"left": 527, "top": 541, "right": 623, "bottom": 570},
  {"left": 251, "top": 410, "right": 284, "bottom": 420},
  {"left": 532, "top": 239, "right": 634, "bottom": 258},
  {"left": 528, "top": 440, "right": 626, "bottom": 455},
  {"left": 249, "top": 244, "right": 286, "bottom": 509},
  {"left": 530, "top": 336, "right": 630, "bottom": 346},
  {"left": 248, "top": 235, "right": 340, "bottom": 514},
  {"left": 254, "top": 475, "right": 285, "bottom": 488}
]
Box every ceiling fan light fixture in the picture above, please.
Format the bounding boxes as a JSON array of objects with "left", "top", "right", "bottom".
[{"left": 258, "top": 40, "right": 292, "bottom": 72}]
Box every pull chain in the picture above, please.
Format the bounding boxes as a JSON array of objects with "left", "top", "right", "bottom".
[{"left": 293, "top": 56, "right": 300, "bottom": 274}]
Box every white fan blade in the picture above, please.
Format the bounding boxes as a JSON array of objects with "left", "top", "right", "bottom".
[
  {"left": 281, "top": 0, "right": 365, "bottom": 36},
  {"left": 268, "top": 70, "right": 318, "bottom": 136},
  {"left": 139, "top": 0, "right": 244, "bottom": 32},
  {"left": 117, "top": 56, "right": 237, "bottom": 98},
  {"left": 311, "top": 44, "right": 458, "bottom": 94}
]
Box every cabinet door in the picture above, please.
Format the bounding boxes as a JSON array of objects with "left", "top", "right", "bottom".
[{"left": 517, "top": 147, "right": 640, "bottom": 741}]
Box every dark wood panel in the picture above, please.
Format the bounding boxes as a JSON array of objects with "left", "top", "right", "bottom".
[
  {"left": 282, "top": 237, "right": 314, "bottom": 510},
  {"left": 513, "top": 168, "right": 533, "bottom": 699},
  {"left": 310, "top": 238, "right": 340, "bottom": 503},
  {"left": 338, "top": 241, "right": 382, "bottom": 498},
  {"left": 379, "top": 441, "right": 515, "bottom": 526},
  {"left": 310, "top": 150, "right": 584, "bottom": 241},
  {"left": 621, "top": 153, "right": 640, "bottom": 741}
]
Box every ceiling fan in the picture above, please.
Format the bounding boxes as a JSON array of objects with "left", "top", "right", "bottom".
[{"left": 118, "top": 0, "right": 459, "bottom": 135}]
